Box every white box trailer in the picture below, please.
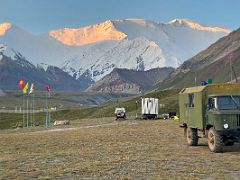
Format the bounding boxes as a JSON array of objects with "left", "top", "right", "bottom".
[{"left": 141, "top": 98, "right": 159, "bottom": 119}]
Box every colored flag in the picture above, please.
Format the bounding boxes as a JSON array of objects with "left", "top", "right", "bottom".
[
  {"left": 201, "top": 81, "right": 208, "bottom": 86},
  {"left": 46, "top": 85, "right": 51, "bottom": 92},
  {"left": 18, "top": 79, "right": 25, "bottom": 89},
  {"left": 207, "top": 79, "right": 213, "bottom": 84},
  {"left": 23, "top": 82, "right": 29, "bottom": 94},
  {"left": 29, "top": 83, "right": 34, "bottom": 94}
]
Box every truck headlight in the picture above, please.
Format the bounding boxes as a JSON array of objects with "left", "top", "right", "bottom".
[{"left": 223, "top": 123, "right": 229, "bottom": 129}]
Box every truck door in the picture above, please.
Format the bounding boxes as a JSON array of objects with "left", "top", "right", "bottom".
[{"left": 206, "top": 97, "right": 217, "bottom": 126}]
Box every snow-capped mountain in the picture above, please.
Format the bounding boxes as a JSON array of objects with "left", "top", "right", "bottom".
[
  {"left": 0, "top": 22, "right": 70, "bottom": 66},
  {"left": 0, "top": 19, "right": 230, "bottom": 83},
  {"left": 49, "top": 20, "right": 127, "bottom": 46}
]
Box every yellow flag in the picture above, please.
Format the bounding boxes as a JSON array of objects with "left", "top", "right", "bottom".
[{"left": 23, "top": 82, "right": 29, "bottom": 94}]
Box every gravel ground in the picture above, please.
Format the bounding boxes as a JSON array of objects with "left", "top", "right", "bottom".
[{"left": 0, "top": 118, "right": 240, "bottom": 179}]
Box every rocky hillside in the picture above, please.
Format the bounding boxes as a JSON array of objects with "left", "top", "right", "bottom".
[
  {"left": 156, "top": 28, "right": 240, "bottom": 90},
  {"left": 0, "top": 54, "right": 91, "bottom": 91},
  {"left": 87, "top": 67, "right": 174, "bottom": 94}
]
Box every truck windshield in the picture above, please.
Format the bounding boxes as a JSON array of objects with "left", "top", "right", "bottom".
[{"left": 217, "top": 96, "right": 240, "bottom": 110}]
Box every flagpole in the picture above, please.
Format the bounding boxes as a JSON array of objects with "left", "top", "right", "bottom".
[
  {"left": 27, "top": 95, "right": 29, "bottom": 128},
  {"left": 48, "top": 91, "right": 51, "bottom": 127},
  {"left": 33, "top": 92, "right": 35, "bottom": 126},
  {"left": 30, "top": 94, "right": 33, "bottom": 126},
  {"left": 30, "top": 92, "right": 33, "bottom": 127},
  {"left": 22, "top": 92, "right": 24, "bottom": 128},
  {"left": 19, "top": 79, "right": 26, "bottom": 128},
  {"left": 28, "top": 83, "right": 35, "bottom": 127},
  {"left": 45, "top": 85, "right": 51, "bottom": 128},
  {"left": 45, "top": 90, "right": 47, "bottom": 128},
  {"left": 45, "top": 91, "right": 47, "bottom": 109}
]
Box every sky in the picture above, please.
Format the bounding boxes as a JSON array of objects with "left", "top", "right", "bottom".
[{"left": 0, "top": 0, "right": 239, "bottom": 34}]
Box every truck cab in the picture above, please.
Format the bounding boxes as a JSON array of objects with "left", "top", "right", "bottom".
[{"left": 179, "top": 83, "right": 240, "bottom": 153}]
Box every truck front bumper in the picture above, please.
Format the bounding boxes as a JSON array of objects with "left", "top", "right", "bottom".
[{"left": 217, "top": 130, "right": 240, "bottom": 142}]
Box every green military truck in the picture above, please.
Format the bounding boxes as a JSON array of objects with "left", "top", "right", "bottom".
[{"left": 179, "top": 83, "right": 240, "bottom": 153}]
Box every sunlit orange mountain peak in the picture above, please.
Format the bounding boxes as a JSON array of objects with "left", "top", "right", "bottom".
[
  {"left": 48, "top": 20, "right": 127, "bottom": 46},
  {"left": 168, "top": 19, "right": 230, "bottom": 33},
  {"left": 0, "top": 22, "right": 12, "bottom": 36}
]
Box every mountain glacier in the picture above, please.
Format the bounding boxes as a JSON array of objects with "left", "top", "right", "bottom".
[{"left": 0, "top": 19, "right": 230, "bottom": 82}]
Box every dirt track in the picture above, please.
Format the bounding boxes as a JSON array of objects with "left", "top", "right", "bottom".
[{"left": 0, "top": 118, "right": 240, "bottom": 179}]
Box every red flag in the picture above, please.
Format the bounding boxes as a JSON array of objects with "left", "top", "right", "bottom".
[
  {"left": 18, "top": 79, "right": 25, "bottom": 89},
  {"left": 46, "top": 85, "right": 51, "bottom": 92}
]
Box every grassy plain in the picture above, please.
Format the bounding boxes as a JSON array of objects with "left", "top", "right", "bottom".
[
  {"left": 0, "top": 89, "right": 179, "bottom": 130},
  {"left": 0, "top": 118, "right": 240, "bottom": 179}
]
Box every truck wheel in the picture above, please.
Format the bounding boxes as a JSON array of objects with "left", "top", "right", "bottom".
[
  {"left": 186, "top": 127, "right": 198, "bottom": 146},
  {"left": 208, "top": 127, "right": 223, "bottom": 153}
]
